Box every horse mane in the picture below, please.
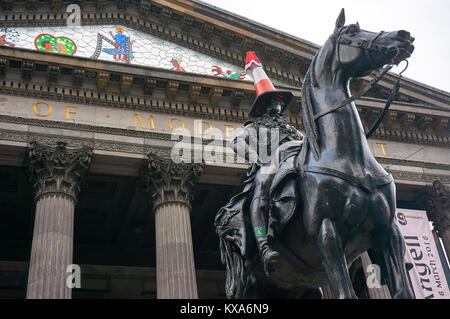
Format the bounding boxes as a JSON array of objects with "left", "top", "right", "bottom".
[
  {"left": 302, "top": 54, "right": 321, "bottom": 161},
  {"left": 301, "top": 37, "right": 338, "bottom": 161}
]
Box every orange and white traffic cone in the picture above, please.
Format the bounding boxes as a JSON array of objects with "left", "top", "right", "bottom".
[{"left": 245, "top": 51, "right": 293, "bottom": 117}]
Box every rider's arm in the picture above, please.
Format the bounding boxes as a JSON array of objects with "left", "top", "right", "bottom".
[
  {"left": 229, "top": 123, "right": 258, "bottom": 163},
  {"left": 287, "top": 123, "right": 304, "bottom": 141}
]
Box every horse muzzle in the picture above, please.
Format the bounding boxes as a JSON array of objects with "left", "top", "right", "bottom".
[{"left": 381, "top": 30, "right": 415, "bottom": 65}]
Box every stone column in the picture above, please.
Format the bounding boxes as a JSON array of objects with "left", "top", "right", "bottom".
[
  {"left": 141, "top": 153, "right": 203, "bottom": 299},
  {"left": 26, "top": 141, "right": 92, "bottom": 299},
  {"left": 322, "top": 252, "right": 392, "bottom": 299},
  {"left": 360, "top": 251, "right": 392, "bottom": 299},
  {"left": 321, "top": 284, "right": 335, "bottom": 299},
  {"left": 425, "top": 181, "right": 450, "bottom": 261}
]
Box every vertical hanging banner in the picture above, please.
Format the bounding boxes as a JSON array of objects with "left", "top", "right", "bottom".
[{"left": 396, "top": 209, "right": 450, "bottom": 299}]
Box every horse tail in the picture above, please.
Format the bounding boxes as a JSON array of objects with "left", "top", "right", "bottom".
[{"left": 218, "top": 232, "right": 248, "bottom": 299}]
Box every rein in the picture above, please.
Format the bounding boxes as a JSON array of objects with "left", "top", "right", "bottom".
[
  {"left": 313, "top": 64, "right": 393, "bottom": 121},
  {"left": 313, "top": 28, "right": 409, "bottom": 139},
  {"left": 365, "top": 61, "right": 408, "bottom": 138}
]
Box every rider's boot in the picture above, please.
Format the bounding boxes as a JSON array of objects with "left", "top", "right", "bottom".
[
  {"left": 250, "top": 196, "right": 280, "bottom": 276},
  {"left": 256, "top": 235, "right": 280, "bottom": 276}
]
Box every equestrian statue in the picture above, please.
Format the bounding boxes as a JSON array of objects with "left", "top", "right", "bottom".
[{"left": 215, "top": 9, "right": 416, "bottom": 299}]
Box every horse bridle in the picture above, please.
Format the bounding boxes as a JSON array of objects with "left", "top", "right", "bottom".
[
  {"left": 336, "top": 29, "right": 389, "bottom": 69},
  {"left": 314, "top": 27, "right": 408, "bottom": 139}
]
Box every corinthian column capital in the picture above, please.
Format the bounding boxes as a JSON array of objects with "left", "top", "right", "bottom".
[
  {"left": 140, "top": 152, "right": 203, "bottom": 210},
  {"left": 426, "top": 180, "right": 450, "bottom": 235},
  {"left": 27, "top": 140, "right": 93, "bottom": 203}
]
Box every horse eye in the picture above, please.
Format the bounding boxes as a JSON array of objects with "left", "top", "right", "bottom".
[{"left": 347, "top": 25, "right": 358, "bottom": 34}]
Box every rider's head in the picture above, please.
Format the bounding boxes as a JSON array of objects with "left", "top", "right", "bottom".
[
  {"left": 265, "top": 95, "right": 284, "bottom": 116},
  {"left": 246, "top": 52, "right": 294, "bottom": 118}
]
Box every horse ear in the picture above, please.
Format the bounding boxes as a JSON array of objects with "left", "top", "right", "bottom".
[{"left": 334, "top": 8, "right": 345, "bottom": 32}]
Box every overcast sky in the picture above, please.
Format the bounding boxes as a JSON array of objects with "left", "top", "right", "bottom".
[{"left": 201, "top": 0, "right": 450, "bottom": 94}]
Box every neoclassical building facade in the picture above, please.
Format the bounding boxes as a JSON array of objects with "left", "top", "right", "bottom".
[{"left": 0, "top": 0, "right": 448, "bottom": 299}]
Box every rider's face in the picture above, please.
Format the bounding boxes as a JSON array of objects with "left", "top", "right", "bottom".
[{"left": 267, "top": 97, "right": 283, "bottom": 116}]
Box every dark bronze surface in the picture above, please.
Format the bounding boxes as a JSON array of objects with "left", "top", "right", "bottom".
[{"left": 216, "top": 9, "right": 415, "bottom": 299}]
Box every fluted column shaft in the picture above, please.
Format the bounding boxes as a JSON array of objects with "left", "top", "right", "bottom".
[
  {"left": 436, "top": 225, "right": 450, "bottom": 264},
  {"left": 440, "top": 230, "right": 450, "bottom": 262},
  {"left": 321, "top": 284, "right": 335, "bottom": 299},
  {"left": 26, "top": 141, "right": 92, "bottom": 299},
  {"left": 426, "top": 181, "right": 450, "bottom": 262},
  {"left": 360, "top": 251, "right": 391, "bottom": 299},
  {"left": 27, "top": 194, "right": 75, "bottom": 299},
  {"left": 141, "top": 153, "right": 203, "bottom": 299},
  {"left": 155, "top": 202, "right": 197, "bottom": 298}
]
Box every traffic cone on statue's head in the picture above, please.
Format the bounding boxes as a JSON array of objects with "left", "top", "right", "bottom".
[{"left": 245, "top": 51, "right": 293, "bottom": 117}]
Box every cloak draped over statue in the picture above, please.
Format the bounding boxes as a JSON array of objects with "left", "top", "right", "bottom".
[{"left": 215, "top": 139, "right": 303, "bottom": 262}]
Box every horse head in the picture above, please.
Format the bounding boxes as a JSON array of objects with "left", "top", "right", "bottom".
[{"left": 330, "top": 8, "right": 415, "bottom": 78}]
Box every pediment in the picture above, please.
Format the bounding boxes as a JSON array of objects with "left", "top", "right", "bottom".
[
  {"left": 0, "top": 24, "right": 285, "bottom": 85},
  {"left": 0, "top": 0, "right": 448, "bottom": 109}
]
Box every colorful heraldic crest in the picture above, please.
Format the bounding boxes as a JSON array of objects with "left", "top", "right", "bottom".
[
  {"left": 34, "top": 34, "right": 77, "bottom": 55},
  {"left": 212, "top": 65, "right": 246, "bottom": 79},
  {"left": 91, "top": 27, "right": 135, "bottom": 63},
  {"left": 170, "top": 57, "right": 186, "bottom": 72},
  {"left": 0, "top": 28, "right": 20, "bottom": 47}
]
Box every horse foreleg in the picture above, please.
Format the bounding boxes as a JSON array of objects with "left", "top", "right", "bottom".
[
  {"left": 318, "top": 218, "right": 357, "bottom": 299},
  {"left": 377, "top": 222, "right": 415, "bottom": 299}
]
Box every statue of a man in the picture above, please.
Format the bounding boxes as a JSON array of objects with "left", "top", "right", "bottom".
[{"left": 229, "top": 52, "right": 304, "bottom": 275}]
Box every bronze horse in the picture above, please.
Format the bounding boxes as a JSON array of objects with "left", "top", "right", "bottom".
[{"left": 215, "top": 9, "right": 415, "bottom": 299}]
